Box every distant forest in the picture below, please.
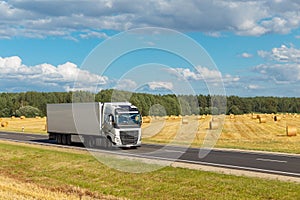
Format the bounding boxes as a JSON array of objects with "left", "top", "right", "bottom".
[{"left": 0, "top": 89, "right": 300, "bottom": 117}]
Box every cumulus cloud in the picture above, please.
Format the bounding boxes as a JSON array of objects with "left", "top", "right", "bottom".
[
  {"left": 79, "top": 30, "right": 109, "bottom": 39},
  {"left": 254, "top": 44, "right": 300, "bottom": 84},
  {"left": 240, "top": 52, "right": 253, "bottom": 58},
  {"left": 247, "top": 84, "right": 261, "bottom": 90},
  {"left": 148, "top": 81, "right": 173, "bottom": 91},
  {"left": 114, "top": 79, "right": 137, "bottom": 91},
  {"left": 166, "top": 66, "right": 239, "bottom": 84},
  {"left": 0, "top": 56, "right": 108, "bottom": 92},
  {"left": 253, "top": 63, "right": 300, "bottom": 83},
  {"left": 0, "top": 0, "right": 300, "bottom": 38},
  {"left": 258, "top": 45, "right": 300, "bottom": 63}
]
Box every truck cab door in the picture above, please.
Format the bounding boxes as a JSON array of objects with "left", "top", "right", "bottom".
[{"left": 103, "top": 114, "right": 114, "bottom": 133}]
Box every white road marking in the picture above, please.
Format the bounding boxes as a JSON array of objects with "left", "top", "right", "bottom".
[{"left": 256, "top": 158, "right": 287, "bottom": 163}]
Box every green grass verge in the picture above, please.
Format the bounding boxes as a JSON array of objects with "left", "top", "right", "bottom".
[{"left": 0, "top": 142, "right": 299, "bottom": 199}]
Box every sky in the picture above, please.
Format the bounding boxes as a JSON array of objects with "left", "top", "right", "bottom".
[{"left": 0, "top": 0, "right": 300, "bottom": 97}]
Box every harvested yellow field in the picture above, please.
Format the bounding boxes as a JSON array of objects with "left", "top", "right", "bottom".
[
  {"left": 0, "top": 117, "right": 47, "bottom": 134},
  {"left": 142, "top": 114, "right": 300, "bottom": 153}
]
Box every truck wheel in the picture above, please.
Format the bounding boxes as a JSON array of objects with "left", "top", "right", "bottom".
[
  {"left": 56, "top": 134, "right": 62, "bottom": 144},
  {"left": 84, "top": 136, "right": 95, "bottom": 148},
  {"left": 61, "top": 134, "right": 67, "bottom": 145},
  {"left": 66, "top": 135, "right": 72, "bottom": 145},
  {"left": 106, "top": 137, "right": 112, "bottom": 149}
]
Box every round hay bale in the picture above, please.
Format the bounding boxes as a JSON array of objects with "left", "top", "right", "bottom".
[
  {"left": 142, "top": 117, "right": 151, "bottom": 123},
  {"left": 286, "top": 125, "right": 297, "bottom": 136},
  {"left": 259, "top": 117, "right": 266, "bottom": 123},
  {"left": 212, "top": 117, "right": 219, "bottom": 122},
  {"left": 11, "top": 116, "right": 15, "bottom": 119},
  {"left": 1, "top": 121, "right": 8, "bottom": 127},
  {"left": 20, "top": 116, "right": 26, "bottom": 119},
  {"left": 229, "top": 114, "right": 235, "bottom": 119},
  {"left": 35, "top": 116, "right": 41, "bottom": 119},
  {"left": 209, "top": 121, "right": 219, "bottom": 130},
  {"left": 182, "top": 119, "right": 188, "bottom": 124},
  {"left": 44, "top": 124, "right": 47, "bottom": 131},
  {"left": 274, "top": 116, "right": 281, "bottom": 122},
  {"left": 252, "top": 115, "right": 257, "bottom": 119},
  {"left": 171, "top": 115, "right": 177, "bottom": 120},
  {"left": 167, "top": 115, "right": 181, "bottom": 121}
]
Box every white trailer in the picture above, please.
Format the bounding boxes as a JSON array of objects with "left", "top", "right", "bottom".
[{"left": 47, "top": 102, "right": 142, "bottom": 148}]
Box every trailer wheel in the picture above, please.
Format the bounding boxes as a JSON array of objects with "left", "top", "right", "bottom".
[
  {"left": 66, "top": 135, "right": 72, "bottom": 145},
  {"left": 56, "top": 134, "right": 62, "bottom": 144},
  {"left": 61, "top": 134, "right": 67, "bottom": 145}
]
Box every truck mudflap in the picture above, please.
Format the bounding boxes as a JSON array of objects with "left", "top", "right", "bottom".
[{"left": 48, "top": 133, "right": 56, "bottom": 140}]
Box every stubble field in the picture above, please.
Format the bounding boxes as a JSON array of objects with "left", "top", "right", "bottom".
[{"left": 142, "top": 114, "right": 300, "bottom": 153}]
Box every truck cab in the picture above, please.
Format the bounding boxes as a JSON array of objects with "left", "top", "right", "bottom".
[{"left": 102, "top": 102, "right": 142, "bottom": 147}]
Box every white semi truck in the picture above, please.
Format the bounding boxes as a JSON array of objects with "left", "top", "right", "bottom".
[{"left": 47, "top": 102, "right": 142, "bottom": 148}]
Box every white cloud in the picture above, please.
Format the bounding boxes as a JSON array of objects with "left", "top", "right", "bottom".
[
  {"left": 0, "top": 56, "right": 108, "bottom": 92},
  {"left": 79, "top": 31, "right": 109, "bottom": 39},
  {"left": 196, "top": 66, "right": 222, "bottom": 81},
  {"left": 254, "top": 44, "right": 300, "bottom": 84},
  {"left": 258, "top": 45, "right": 300, "bottom": 63},
  {"left": 253, "top": 63, "right": 300, "bottom": 83},
  {"left": 205, "top": 32, "right": 222, "bottom": 37},
  {"left": 247, "top": 84, "right": 261, "bottom": 90},
  {"left": 240, "top": 52, "right": 253, "bottom": 58},
  {"left": 0, "top": 0, "right": 300, "bottom": 38},
  {"left": 166, "top": 66, "right": 239, "bottom": 84},
  {"left": 148, "top": 81, "right": 173, "bottom": 91},
  {"left": 115, "top": 79, "right": 137, "bottom": 91}
]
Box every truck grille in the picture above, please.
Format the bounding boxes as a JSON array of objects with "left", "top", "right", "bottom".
[{"left": 120, "top": 131, "right": 139, "bottom": 145}]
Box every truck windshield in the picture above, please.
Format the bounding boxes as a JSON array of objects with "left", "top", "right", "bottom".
[{"left": 116, "top": 112, "right": 141, "bottom": 127}]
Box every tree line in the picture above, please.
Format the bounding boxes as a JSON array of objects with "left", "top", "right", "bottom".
[{"left": 0, "top": 90, "right": 299, "bottom": 117}]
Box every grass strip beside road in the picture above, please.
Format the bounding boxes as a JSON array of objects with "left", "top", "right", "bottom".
[{"left": 0, "top": 141, "right": 299, "bottom": 199}]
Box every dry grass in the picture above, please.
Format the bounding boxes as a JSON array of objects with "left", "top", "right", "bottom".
[{"left": 0, "top": 174, "right": 103, "bottom": 200}]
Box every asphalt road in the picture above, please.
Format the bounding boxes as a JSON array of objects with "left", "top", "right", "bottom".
[{"left": 1, "top": 131, "right": 300, "bottom": 177}]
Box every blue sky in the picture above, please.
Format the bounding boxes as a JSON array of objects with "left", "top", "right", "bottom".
[{"left": 0, "top": 0, "right": 300, "bottom": 97}]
